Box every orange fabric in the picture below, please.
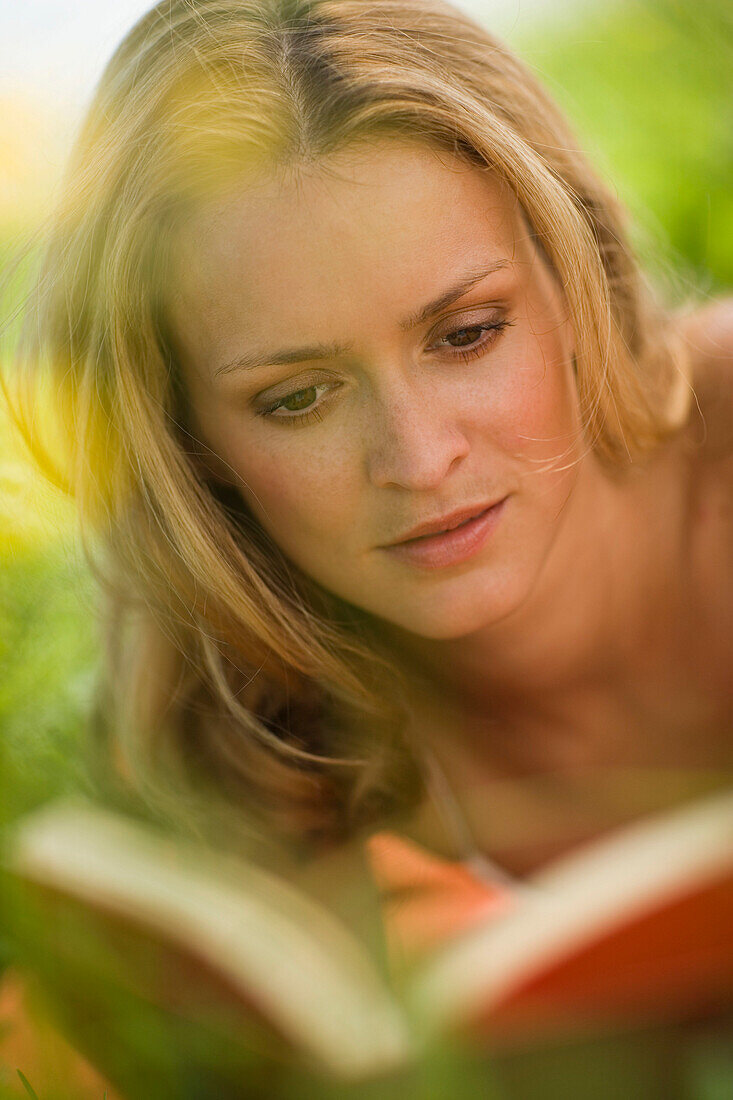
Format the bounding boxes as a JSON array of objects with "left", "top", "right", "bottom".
[{"left": 365, "top": 830, "right": 515, "bottom": 969}]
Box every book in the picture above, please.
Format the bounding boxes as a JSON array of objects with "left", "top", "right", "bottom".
[{"left": 1, "top": 790, "right": 732, "bottom": 1090}]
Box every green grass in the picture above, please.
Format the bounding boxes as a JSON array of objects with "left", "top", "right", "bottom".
[{"left": 0, "top": 540, "right": 98, "bottom": 828}]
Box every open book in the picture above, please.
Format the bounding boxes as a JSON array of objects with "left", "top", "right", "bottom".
[{"left": 1, "top": 790, "right": 732, "bottom": 1086}]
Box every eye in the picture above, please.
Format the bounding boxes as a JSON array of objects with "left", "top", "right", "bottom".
[
  {"left": 274, "top": 385, "right": 319, "bottom": 413},
  {"left": 256, "top": 381, "right": 337, "bottom": 423},
  {"left": 431, "top": 318, "right": 513, "bottom": 362},
  {"left": 445, "top": 325, "right": 488, "bottom": 348}
]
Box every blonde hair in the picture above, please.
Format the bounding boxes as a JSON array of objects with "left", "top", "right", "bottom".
[{"left": 9, "top": 0, "right": 691, "bottom": 860}]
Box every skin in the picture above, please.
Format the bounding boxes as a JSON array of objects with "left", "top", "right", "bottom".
[{"left": 168, "top": 137, "right": 733, "bottom": 872}]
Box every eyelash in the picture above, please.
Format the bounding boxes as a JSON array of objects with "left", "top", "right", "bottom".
[
  {"left": 434, "top": 318, "right": 513, "bottom": 362},
  {"left": 256, "top": 318, "right": 513, "bottom": 426}
]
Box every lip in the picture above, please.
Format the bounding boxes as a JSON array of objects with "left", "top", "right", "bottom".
[
  {"left": 384, "top": 499, "right": 506, "bottom": 545},
  {"left": 381, "top": 497, "right": 508, "bottom": 570}
]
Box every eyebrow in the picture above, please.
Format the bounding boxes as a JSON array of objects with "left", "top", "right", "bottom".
[{"left": 213, "top": 259, "right": 510, "bottom": 378}]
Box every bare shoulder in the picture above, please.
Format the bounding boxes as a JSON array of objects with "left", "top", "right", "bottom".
[{"left": 676, "top": 296, "right": 733, "bottom": 465}]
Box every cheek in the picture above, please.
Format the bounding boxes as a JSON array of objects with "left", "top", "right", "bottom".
[
  {"left": 220, "top": 433, "right": 355, "bottom": 549},
  {"left": 485, "top": 329, "right": 580, "bottom": 465},
  {"left": 481, "top": 257, "right": 579, "bottom": 459}
]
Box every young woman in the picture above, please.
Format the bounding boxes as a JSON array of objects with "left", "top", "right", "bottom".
[
  {"left": 11, "top": 0, "right": 733, "bottom": 915},
  {"left": 3, "top": 0, "right": 731, "bottom": 1093}
]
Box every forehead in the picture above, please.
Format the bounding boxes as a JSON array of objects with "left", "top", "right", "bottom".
[{"left": 167, "top": 138, "right": 533, "bottom": 361}]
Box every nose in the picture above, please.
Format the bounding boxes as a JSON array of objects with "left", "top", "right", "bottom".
[{"left": 365, "top": 390, "right": 470, "bottom": 491}]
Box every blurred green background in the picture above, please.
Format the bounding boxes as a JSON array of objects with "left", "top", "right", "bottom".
[{"left": 0, "top": 0, "right": 731, "bottom": 1094}]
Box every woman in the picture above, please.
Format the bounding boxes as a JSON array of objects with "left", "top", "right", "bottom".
[
  {"left": 3, "top": 0, "right": 732, "bottom": 1092},
  {"left": 9, "top": 0, "right": 732, "bottom": 925}
]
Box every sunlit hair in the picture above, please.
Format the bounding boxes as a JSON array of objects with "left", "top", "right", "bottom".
[{"left": 8, "top": 0, "right": 691, "bottom": 860}]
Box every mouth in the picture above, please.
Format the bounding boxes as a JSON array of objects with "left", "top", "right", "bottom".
[
  {"left": 385, "top": 499, "right": 506, "bottom": 546},
  {"left": 381, "top": 497, "right": 508, "bottom": 570}
]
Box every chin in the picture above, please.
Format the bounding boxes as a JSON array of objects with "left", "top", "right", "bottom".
[{"left": 378, "top": 565, "right": 535, "bottom": 641}]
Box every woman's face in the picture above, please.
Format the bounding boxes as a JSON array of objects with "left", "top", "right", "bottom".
[{"left": 169, "top": 138, "right": 586, "bottom": 640}]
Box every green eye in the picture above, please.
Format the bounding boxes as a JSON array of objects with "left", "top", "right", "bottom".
[
  {"left": 258, "top": 381, "right": 335, "bottom": 423},
  {"left": 278, "top": 386, "right": 319, "bottom": 412}
]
